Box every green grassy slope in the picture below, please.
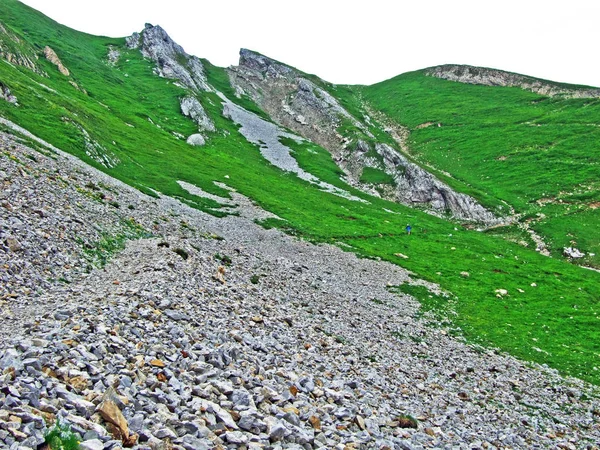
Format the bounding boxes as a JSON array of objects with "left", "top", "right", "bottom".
[
  {"left": 1, "top": 0, "right": 600, "bottom": 385},
  {"left": 360, "top": 71, "right": 600, "bottom": 268}
]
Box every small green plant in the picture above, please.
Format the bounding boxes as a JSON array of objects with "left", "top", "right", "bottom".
[
  {"left": 397, "top": 414, "right": 419, "bottom": 429},
  {"left": 214, "top": 253, "right": 232, "bottom": 266},
  {"left": 250, "top": 274, "right": 261, "bottom": 284},
  {"left": 174, "top": 248, "right": 189, "bottom": 260},
  {"left": 44, "top": 418, "right": 81, "bottom": 450}
]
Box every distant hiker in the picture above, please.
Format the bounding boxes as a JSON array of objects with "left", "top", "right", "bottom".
[{"left": 406, "top": 224, "right": 412, "bottom": 235}]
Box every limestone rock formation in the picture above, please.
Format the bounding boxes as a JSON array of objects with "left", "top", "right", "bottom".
[
  {"left": 0, "top": 82, "right": 17, "bottom": 104},
  {"left": 229, "top": 49, "right": 371, "bottom": 156},
  {"left": 106, "top": 46, "right": 120, "bottom": 66},
  {"left": 0, "top": 21, "right": 45, "bottom": 75},
  {"left": 43, "top": 46, "right": 70, "bottom": 76},
  {"left": 180, "top": 96, "right": 215, "bottom": 132},
  {"left": 126, "top": 24, "right": 210, "bottom": 93},
  {"left": 374, "top": 143, "right": 497, "bottom": 222},
  {"left": 427, "top": 64, "right": 600, "bottom": 98},
  {"left": 229, "top": 49, "right": 499, "bottom": 223}
]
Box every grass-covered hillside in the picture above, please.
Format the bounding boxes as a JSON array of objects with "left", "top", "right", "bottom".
[
  {"left": 2, "top": 0, "right": 600, "bottom": 385},
  {"left": 360, "top": 71, "right": 600, "bottom": 268}
]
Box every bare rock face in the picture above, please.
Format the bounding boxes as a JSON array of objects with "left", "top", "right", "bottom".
[
  {"left": 106, "top": 46, "right": 120, "bottom": 66},
  {"left": 229, "top": 49, "right": 371, "bottom": 157},
  {"left": 0, "top": 21, "right": 45, "bottom": 76},
  {"left": 374, "top": 143, "right": 497, "bottom": 222},
  {"left": 427, "top": 65, "right": 600, "bottom": 98},
  {"left": 43, "top": 46, "right": 70, "bottom": 76},
  {"left": 127, "top": 24, "right": 210, "bottom": 93},
  {"left": 180, "top": 96, "right": 215, "bottom": 132},
  {"left": 230, "top": 50, "right": 498, "bottom": 223}
]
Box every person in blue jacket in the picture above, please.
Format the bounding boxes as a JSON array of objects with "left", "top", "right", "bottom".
[{"left": 406, "top": 224, "right": 412, "bottom": 235}]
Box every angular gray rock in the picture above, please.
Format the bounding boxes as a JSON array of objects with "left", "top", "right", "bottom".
[
  {"left": 127, "top": 24, "right": 210, "bottom": 93},
  {"left": 180, "top": 96, "right": 215, "bottom": 132}
]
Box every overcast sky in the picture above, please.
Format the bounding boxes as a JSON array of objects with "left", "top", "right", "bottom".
[{"left": 18, "top": 0, "right": 600, "bottom": 87}]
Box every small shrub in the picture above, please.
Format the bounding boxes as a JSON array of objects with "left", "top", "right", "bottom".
[
  {"left": 174, "top": 248, "right": 189, "bottom": 260},
  {"left": 250, "top": 274, "right": 260, "bottom": 284},
  {"left": 214, "top": 253, "right": 232, "bottom": 266},
  {"left": 44, "top": 418, "right": 81, "bottom": 450},
  {"left": 397, "top": 414, "right": 419, "bottom": 429}
]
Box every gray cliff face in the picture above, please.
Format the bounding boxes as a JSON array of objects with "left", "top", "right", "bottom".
[
  {"left": 127, "top": 24, "right": 210, "bottom": 93},
  {"left": 427, "top": 65, "right": 600, "bottom": 98},
  {"left": 374, "top": 144, "right": 497, "bottom": 222},
  {"left": 229, "top": 49, "right": 370, "bottom": 157},
  {"left": 230, "top": 50, "right": 498, "bottom": 223},
  {"left": 127, "top": 24, "right": 214, "bottom": 144}
]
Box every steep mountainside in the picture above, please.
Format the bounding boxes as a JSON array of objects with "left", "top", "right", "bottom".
[
  {"left": 2, "top": 0, "right": 600, "bottom": 412},
  {"left": 228, "top": 50, "right": 498, "bottom": 223},
  {"left": 2, "top": 128, "right": 600, "bottom": 450}
]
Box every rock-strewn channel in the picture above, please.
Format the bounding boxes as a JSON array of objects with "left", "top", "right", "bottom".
[{"left": 1, "top": 130, "right": 600, "bottom": 450}]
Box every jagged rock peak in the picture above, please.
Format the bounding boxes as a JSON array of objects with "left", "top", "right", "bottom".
[
  {"left": 427, "top": 64, "right": 600, "bottom": 98},
  {"left": 126, "top": 23, "right": 210, "bottom": 92}
]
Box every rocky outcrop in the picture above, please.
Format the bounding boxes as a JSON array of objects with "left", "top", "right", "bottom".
[
  {"left": 180, "top": 96, "right": 215, "bottom": 132},
  {"left": 127, "top": 24, "right": 210, "bottom": 93},
  {"left": 229, "top": 49, "right": 370, "bottom": 156},
  {"left": 229, "top": 50, "right": 498, "bottom": 222},
  {"left": 0, "top": 21, "right": 45, "bottom": 75},
  {"left": 375, "top": 143, "right": 497, "bottom": 222},
  {"left": 106, "top": 46, "right": 120, "bottom": 66},
  {"left": 0, "top": 82, "right": 17, "bottom": 104},
  {"left": 427, "top": 64, "right": 600, "bottom": 98},
  {"left": 43, "top": 46, "right": 70, "bottom": 76}
]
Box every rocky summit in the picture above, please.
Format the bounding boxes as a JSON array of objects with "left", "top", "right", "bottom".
[{"left": 1, "top": 122, "right": 600, "bottom": 449}]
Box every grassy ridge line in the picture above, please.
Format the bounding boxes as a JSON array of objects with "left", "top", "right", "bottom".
[{"left": 2, "top": 0, "right": 600, "bottom": 384}]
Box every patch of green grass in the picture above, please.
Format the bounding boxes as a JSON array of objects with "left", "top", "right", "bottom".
[
  {"left": 79, "top": 218, "right": 152, "bottom": 268},
  {"left": 360, "top": 70, "right": 600, "bottom": 265},
  {"left": 360, "top": 167, "right": 396, "bottom": 185}
]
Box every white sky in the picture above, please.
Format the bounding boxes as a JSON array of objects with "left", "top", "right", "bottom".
[{"left": 17, "top": 0, "right": 600, "bottom": 87}]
